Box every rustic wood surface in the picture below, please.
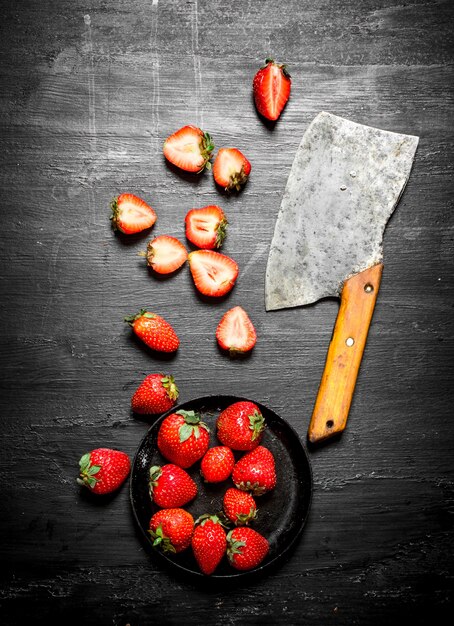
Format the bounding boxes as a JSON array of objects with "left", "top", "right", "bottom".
[{"left": 1, "top": 0, "right": 453, "bottom": 624}]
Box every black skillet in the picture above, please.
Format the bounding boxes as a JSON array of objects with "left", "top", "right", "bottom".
[{"left": 130, "top": 395, "right": 313, "bottom": 580}]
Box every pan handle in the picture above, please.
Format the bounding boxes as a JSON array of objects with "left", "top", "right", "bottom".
[{"left": 307, "top": 263, "right": 383, "bottom": 444}]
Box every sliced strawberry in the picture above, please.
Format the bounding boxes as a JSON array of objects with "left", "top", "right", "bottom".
[
  {"left": 216, "top": 306, "right": 257, "bottom": 354},
  {"left": 188, "top": 250, "right": 239, "bottom": 297},
  {"left": 145, "top": 235, "right": 188, "bottom": 274},
  {"left": 110, "top": 193, "right": 157, "bottom": 235},
  {"left": 212, "top": 148, "right": 251, "bottom": 192},
  {"left": 253, "top": 58, "right": 291, "bottom": 121},
  {"left": 163, "top": 125, "right": 214, "bottom": 173},
  {"left": 185, "top": 205, "right": 228, "bottom": 250}
]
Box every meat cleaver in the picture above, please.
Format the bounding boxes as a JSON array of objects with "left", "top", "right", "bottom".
[{"left": 265, "top": 111, "right": 418, "bottom": 444}]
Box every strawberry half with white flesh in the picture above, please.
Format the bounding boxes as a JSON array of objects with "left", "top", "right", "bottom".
[
  {"left": 253, "top": 58, "right": 291, "bottom": 121},
  {"left": 185, "top": 205, "right": 228, "bottom": 250},
  {"left": 212, "top": 148, "right": 251, "bottom": 192},
  {"left": 163, "top": 125, "right": 214, "bottom": 173},
  {"left": 188, "top": 250, "right": 239, "bottom": 297},
  {"left": 110, "top": 193, "right": 157, "bottom": 234},
  {"left": 216, "top": 306, "right": 257, "bottom": 354},
  {"left": 144, "top": 235, "right": 188, "bottom": 274}
]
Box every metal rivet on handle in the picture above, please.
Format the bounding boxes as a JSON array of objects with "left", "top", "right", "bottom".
[
  {"left": 364, "top": 283, "right": 374, "bottom": 293},
  {"left": 340, "top": 185, "right": 347, "bottom": 191},
  {"left": 346, "top": 337, "right": 355, "bottom": 347}
]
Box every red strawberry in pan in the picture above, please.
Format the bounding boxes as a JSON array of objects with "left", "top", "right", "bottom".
[
  {"left": 148, "top": 464, "right": 197, "bottom": 508},
  {"left": 110, "top": 193, "right": 157, "bottom": 234},
  {"left": 163, "top": 125, "right": 214, "bottom": 173},
  {"left": 226, "top": 527, "right": 269, "bottom": 571},
  {"left": 157, "top": 410, "right": 210, "bottom": 468},
  {"left": 223, "top": 488, "right": 258, "bottom": 526},
  {"left": 231, "top": 446, "right": 276, "bottom": 496},
  {"left": 253, "top": 58, "right": 291, "bottom": 121},
  {"left": 216, "top": 400, "right": 265, "bottom": 451},
  {"left": 185, "top": 205, "right": 228, "bottom": 250},
  {"left": 212, "top": 148, "right": 251, "bottom": 192},
  {"left": 192, "top": 514, "right": 227, "bottom": 575},
  {"left": 148, "top": 508, "right": 194, "bottom": 553},
  {"left": 200, "top": 446, "right": 235, "bottom": 483}
]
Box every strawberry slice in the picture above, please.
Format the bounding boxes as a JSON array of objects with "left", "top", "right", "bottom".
[
  {"left": 188, "top": 250, "right": 239, "bottom": 297},
  {"left": 145, "top": 235, "right": 188, "bottom": 274},
  {"left": 216, "top": 306, "right": 257, "bottom": 354},
  {"left": 185, "top": 205, "right": 228, "bottom": 250},
  {"left": 163, "top": 125, "right": 214, "bottom": 173},
  {"left": 253, "top": 58, "right": 291, "bottom": 121},
  {"left": 110, "top": 193, "right": 157, "bottom": 235},
  {"left": 212, "top": 148, "right": 251, "bottom": 192}
]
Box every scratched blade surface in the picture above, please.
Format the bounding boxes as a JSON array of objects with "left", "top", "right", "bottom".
[{"left": 265, "top": 112, "right": 419, "bottom": 311}]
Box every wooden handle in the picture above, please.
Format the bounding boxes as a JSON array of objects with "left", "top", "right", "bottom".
[{"left": 307, "top": 263, "right": 383, "bottom": 444}]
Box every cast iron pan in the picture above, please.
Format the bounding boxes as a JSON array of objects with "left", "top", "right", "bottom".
[{"left": 130, "top": 395, "right": 313, "bottom": 580}]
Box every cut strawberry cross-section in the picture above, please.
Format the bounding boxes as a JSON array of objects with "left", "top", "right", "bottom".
[{"left": 188, "top": 250, "right": 239, "bottom": 297}]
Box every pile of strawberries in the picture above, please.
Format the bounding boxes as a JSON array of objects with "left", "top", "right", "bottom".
[
  {"left": 148, "top": 400, "right": 276, "bottom": 574},
  {"left": 77, "top": 59, "right": 292, "bottom": 575}
]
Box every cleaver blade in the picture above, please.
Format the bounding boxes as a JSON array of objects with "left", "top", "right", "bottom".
[{"left": 265, "top": 112, "right": 418, "bottom": 444}]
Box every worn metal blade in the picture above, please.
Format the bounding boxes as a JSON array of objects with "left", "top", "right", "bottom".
[{"left": 265, "top": 112, "right": 419, "bottom": 311}]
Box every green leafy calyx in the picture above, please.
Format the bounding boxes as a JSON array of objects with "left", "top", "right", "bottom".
[
  {"left": 215, "top": 218, "right": 229, "bottom": 248},
  {"left": 248, "top": 410, "right": 265, "bottom": 441},
  {"left": 148, "top": 524, "right": 176, "bottom": 554},
  {"left": 226, "top": 530, "right": 246, "bottom": 562},
  {"left": 161, "top": 375, "right": 179, "bottom": 402},
  {"left": 176, "top": 410, "right": 209, "bottom": 443},
  {"left": 148, "top": 465, "right": 163, "bottom": 500},
  {"left": 77, "top": 452, "right": 101, "bottom": 489},
  {"left": 124, "top": 309, "right": 156, "bottom": 325}
]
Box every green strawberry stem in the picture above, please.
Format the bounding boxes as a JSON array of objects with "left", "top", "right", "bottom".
[
  {"left": 249, "top": 410, "right": 265, "bottom": 441},
  {"left": 161, "top": 375, "right": 179, "bottom": 401},
  {"left": 124, "top": 309, "right": 156, "bottom": 325},
  {"left": 176, "top": 409, "right": 209, "bottom": 443},
  {"left": 77, "top": 452, "right": 101, "bottom": 489},
  {"left": 148, "top": 524, "right": 176, "bottom": 554}
]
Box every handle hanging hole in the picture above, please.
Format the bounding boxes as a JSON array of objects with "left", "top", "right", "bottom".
[
  {"left": 326, "top": 420, "right": 334, "bottom": 429},
  {"left": 346, "top": 337, "right": 355, "bottom": 347}
]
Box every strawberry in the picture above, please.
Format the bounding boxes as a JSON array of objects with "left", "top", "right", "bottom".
[
  {"left": 163, "top": 125, "right": 214, "bottom": 173},
  {"left": 157, "top": 410, "right": 210, "bottom": 468},
  {"left": 253, "top": 58, "right": 291, "bottom": 122},
  {"left": 200, "top": 446, "right": 235, "bottom": 483},
  {"left": 125, "top": 309, "right": 179, "bottom": 353},
  {"left": 232, "top": 446, "right": 276, "bottom": 496},
  {"left": 216, "top": 306, "right": 257, "bottom": 354},
  {"left": 223, "top": 488, "right": 258, "bottom": 526},
  {"left": 110, "top": 193, "right": 157, "bottom": 234},
  {"left": 192, "top": 514, "right": 227, "bottom": 575},
  {"left": 188, "top": 250, "right": 239, "bottom": 297},
  {"left": 77, "top": 448, "right": 130, "bottom": 495},
  {"left": 148, "top": 508, "right": 194, "bottom": 553},
  {"left": 185, "top": 205, "right": 228, "bottom": 250},
  {"left": 144, "top": 235, "right": 188, "bottom": 274},
  {"left": 217, "top": 401, "right": 265, "bottom": 451},
  {"left": 148, "top": 464, "right": 197, "bottom": 508},
  {"left": 226, "top": 527, "right": 269, "bottom": 571},
  {"left": 131, "top": 374, "right": 179, "bottom": 415},
  {"left": 212, "top": 148, "right": 251, "bottom": 192}
]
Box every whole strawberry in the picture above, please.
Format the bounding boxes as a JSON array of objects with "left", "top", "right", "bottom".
[
  {"left": 226, "top": 527, "right": 269, "bottom": 571},
  {"left": 157, "top": 410, "right": 210, "bottom": 468},
  {"left": 149, "top": 464, "right": 197, "bottom": 508},
  {"left": 125, "top": 309, "right": 180, "bottom": 353},
  {"left": 200, "top": 446, "right": 235, "bottom": 483},
  {"left": 131, "top": 374, "right": 179, "bottom": 415},
  {"left": 232, "top": 446, "right": 276, "bottom": 496},
  {"left": 223, "top": 488, "right": 258, "bottom": 526},
  {"left": 77, "top": 448, "right": 130, "bottom": 495},
  {"left": 192, "top": 514, "right": 227, "bottom": 575},
  {"left": 216, "top": 401, "right": 265, "bottom": 451},
  {"left": 148, "top": 508, "right": 194, "bottom": 554}
]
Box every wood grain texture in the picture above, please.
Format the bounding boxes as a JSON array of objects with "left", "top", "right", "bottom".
[{"left": 0, "top": 0, "right": 453, "bottom": 624}]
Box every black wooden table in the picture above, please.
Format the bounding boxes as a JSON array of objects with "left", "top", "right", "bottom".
[{"left": 1, "top": 1, "right": 453, "bottom": 624}]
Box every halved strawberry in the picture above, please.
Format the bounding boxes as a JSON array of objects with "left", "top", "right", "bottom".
[
  {"left": 110, "top": 193, "right": 157, "bottom": 235},
  {"left": 253, "top": 58, "right": 291, "bottom": 121},
  {"left": 144, "top": 235, "right": 188, "bottom": 274},
  {"left": 188, "top": 250, "right": 239, "bottom": 297},
  {"left": 163, "top": 125, "right": 214, "bottom": 173},
  {"left": 212, "top": 148, "right": 251, "bottom": 192},
  {"left": 216, "top": 306, "right": 257, "bottom": 354},
  {"left": 185, "top": 205, "right": 228, "bottom": 250}
]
